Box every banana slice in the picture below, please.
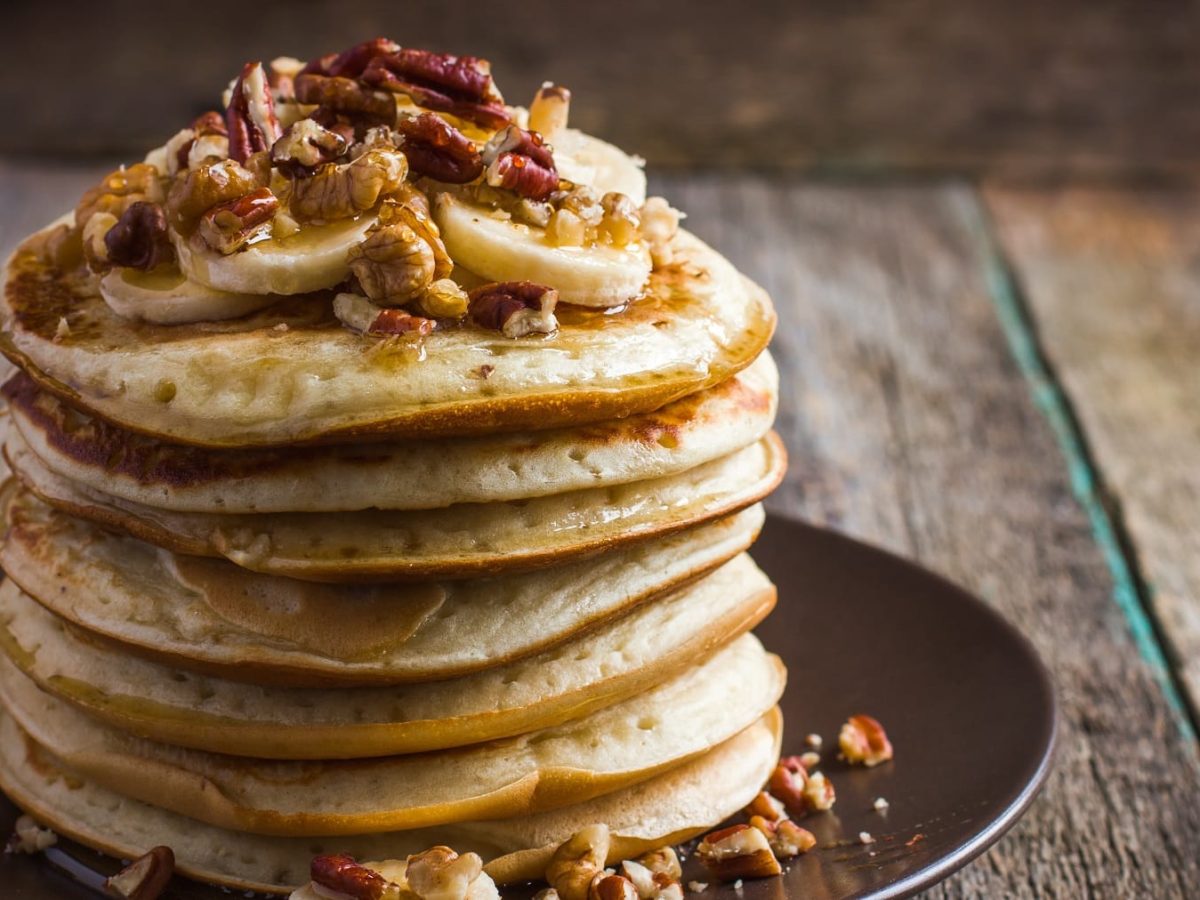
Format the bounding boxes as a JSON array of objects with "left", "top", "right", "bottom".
[
  {"left": 433, "top": 195, "right": 651, "bottom": 308},
  {"left": 173, "top": 213, "right": 377, "bottom": 296},
  {"left": 553, "top": 129, "right": 647, "bottom": 204},
  {"left": 99, "top": 267, "right": 280, "bottom": 325}
]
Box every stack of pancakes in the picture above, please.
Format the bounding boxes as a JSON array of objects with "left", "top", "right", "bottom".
[{"left": 0, "top": 170, "right": 783, "bottom": 892}]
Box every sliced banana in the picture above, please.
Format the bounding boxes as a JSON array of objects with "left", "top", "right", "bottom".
[
  {"left": 99, "top": 267, "right": 280, "bottom": 325},
  {"left": 173, "top": 212, "right": 377, "bottom": 296},
  {"left": 433, "top": 195, "right": 651, "bottom": 308},
  {"left": 553, "top": 128, "right": 647, "bottom": 204}
]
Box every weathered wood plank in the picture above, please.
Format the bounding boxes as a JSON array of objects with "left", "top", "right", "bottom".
[
  {"left": 4, "top": 0, "right": 1200, "bottom": 176},
  {"left": 985, "top": 184, "right": 1200, "bottom": 721},
  {"left": 650, "top": 174, "right": 1200, "bottom": 896}
]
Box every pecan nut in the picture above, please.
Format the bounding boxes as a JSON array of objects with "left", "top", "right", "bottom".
[
  {"left": 197, "top": 187, "right": 279, "bottom": 254},
  {"left": 75, "top": 163, "right": 165, "bottom": 232},
  {"left": 745, "top": 790, "right": 788, "bottom": 823},
  {"left": 590, "top": 874, "right": 638, "bottom": 900},
  {"left": 695, "top": 824, "right": 782, "bottom": 882},
  {"left": 289, "top": 147, "right": 407, "bottom": 222},
  {"left": 545, "top": 824, "right": 611, "bottom": 900},
  {"left": 105, "top": 201, "right": 175, "bottom": 269},
  {"left": 334, "top": 292, "right": 436, "bottom": 337},
  {"left": 405, "top": 845, "right": 496, "bottom": 900},
  {"left": 397, "top": 112, "right": 483, "bottom": 183},
  {"left": 104, "top": 845, "right": 175, "bottom": 900},
  {"left": 295, "top": 73, "right": 398, "bottom": 126},
  {"left": 529, "top": 83, "right": 571, "bottom": 139},
  {"left": 634, "top": 846, "right": 682, "bottom": 883},
  {"left": 483, "top": 126, "right": 558, "bottom": 200},
  {"left": 225, "top": 62, "right": 282, "bottom": 163},
  {"left": 302, "top": 37, "right": 400, "bottom": 79},
  {"left": 311, "top": 853, "right": 390, "bottom": 900},
  {"left": 839, "top": 714, "right": 894, "bottom": 767},
  {"left": 766, "top": 758, "right": 809, "bottom": 814},
  {"left": 166, "top": 158, "right": 260, "bottom": 234},
  {"left": 349, "top": 219, "right": 438, "bottom": 304},
  {"left": 173, "top": 111, "right": 230, "bottom": 173},
  {"left": 271, "top": 117, "right": 349, "bottom": 175},
  {"left": 469, "top": 281, "right": 559, "bottom": 338},
  {"left": 748, "top": 817, "right": 816, "bottom": 860},
  {"left": 362, "top": 48, "right": 511, "bottom": 129}
]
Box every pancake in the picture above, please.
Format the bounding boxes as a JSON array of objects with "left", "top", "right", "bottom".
[
  {"left": 0, "top": 557, "right": 775, "bottom": 758},
  {"left": 4, "top": 432, "right": 784, "bottom": 581},
  {"left": 0, "top": 707, "right": 781, "bottom": 893},
  {"left": 2, "top": 352, "right": 777, "bottom": 514},
  {"left": 0, "top": 634, "right": 784, "bottom": 835},
  {"left": 1, "top": 484, "right": 764, "bottom": 684},
  {"left": 2, "top": 226, "right": 774, "bottom": 448}
]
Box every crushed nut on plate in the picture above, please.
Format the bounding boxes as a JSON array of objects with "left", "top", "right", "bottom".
[
  {"left": 839, "top": 715, "right": 894, "bottom": 767},
  {"left": 104, "top": 846, "right": 175, "bottom": 900}
]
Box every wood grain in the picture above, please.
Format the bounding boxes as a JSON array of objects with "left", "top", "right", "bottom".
[
  {"left": 650, "top": 174, "right": 1200, "bottom": 896},
  {"left": 4, "top": 0, "right": 1200, "bottom": 176},
  {"left": 985, "top": 184, "right": 1200, "bottom": 719}
]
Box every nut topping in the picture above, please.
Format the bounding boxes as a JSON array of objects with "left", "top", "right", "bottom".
[
  {"left": 349, "top": 210, "right": 440, "bottom": 305},
  {"left": 766, "top": 758, "right": 809, "bottom": 815},
  {"left": 405, "top": 845, "right": 497, "bottom": 900},
  {"left": 75, "top": 163, "right": 165, "bottom": 233},
  {"left": 745, "top": 790, "right": 787, "bottom": 823},
  {"left": 302, "top": 37, "right": 400, "bottom": 79},
  {"left": 749, "top": 818, "right": 816, "bottom": 860},
  {"left": 362, "top": 48, "right": 510, "bottom": 130},
  {"left": 469, "top": 281, "right": 559, "bottom": 338},
  {"left": 634, "top": 847, "right": 681, "bottom": 883},
  {"left": 272, "top": 118, "right": 349, "bottom": 175},
  {"left": 334, "top": 292, "right": 437, "bottom": 337},
  {"left": 483, "top": 126, "right": 559, "bottom": 201},
  {"left": 397, "top": 113, "right": 483, "bottom": 183},
  {"left": 290, "top": 147, "right": 407, "bottom": 222},
  {"left": 639, "top": 197, "right": 682, "bottom": 267},
  {"left": 197, "top": 187, "right": 279, "bottom": 254},
  {"left": 295, "top": 73, "right": 398, "bottom": 126},
  {"left": 311, "top": 853, "right": 391, "bottom": 900},
  {"left": 802, "top": 771, "right": 836, "bottom": 812},
  {"left": 529, "top": 83, "right": 571, "bottom": 140},
  {"left": 545, "top": 823, "right": 611, "bottom": 900},
  {"left": 590, "top": 874, "right": 639, "bottom": 900},
  {"left": 104, "top": 845, "right": 174, "bottom": 900},
  {"left": 166, "top": 158, "right": 261, "bottom": 235},
  {"left": 105, "top": 201, "right": 175, "bottom": 269},
  {"left": 6, "top": 815, "right": 56, "bottom": 854},
  {"left": 839, "top": 715, "right": 894, "bottom": 767},
  {"left": 695, "top": 824, "right": 782, "bottom": 882},
  {"left": 225, "top": 62, "right": 282, "bottom": 163}
]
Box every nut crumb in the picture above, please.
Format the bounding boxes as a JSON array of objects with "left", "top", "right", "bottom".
[
  {"left": 799, "top": 751, "right": 821, "bottom": 770},
  {"left": 858, "top": 832, "right": 875, "bottom": 845},
  {"left": 732, "top": 880, "right": 743, "bottom": 891},
  {"left": 873, "top": 797, "right": 889, "bottom": 812},
  {"left": 686, "top": 883, "right": 708, "bottom": 894},
  {"left": 6, "top": 815, "right": 56, "bottom": 854},
  {"left": 804, "top": 733, "right": 823, "bottom": 749}
]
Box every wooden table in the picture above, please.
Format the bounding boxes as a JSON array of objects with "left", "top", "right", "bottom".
[{"left": 2, "top": 159, "right": 1199, "bottom": 897}]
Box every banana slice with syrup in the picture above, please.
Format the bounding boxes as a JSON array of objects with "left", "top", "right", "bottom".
[{"left": 99, "top": 267, "right": 280, "bottom": 325}]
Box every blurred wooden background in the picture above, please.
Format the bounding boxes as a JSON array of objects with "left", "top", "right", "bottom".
[{"left": 4, "top": 0, "right": 1199, "bottom": 176}]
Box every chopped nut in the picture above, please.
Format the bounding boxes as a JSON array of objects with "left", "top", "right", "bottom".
[
  {"left": 514, "top": 198, "right": 554, "bottom": 228},
  {"left": 166, "top": 158, "right": 260, "bottom": 234},
  {"left": 858, "top": 832, "right": 875, "bottom": 846},
  {"left": 745, "top": 790, "right": 787, "bottom": 823},
  {"left": 634, "top": 847, "right": 681, "bottom": 883},
  {"left": 469, "top": 281, "right": 559, "bottom": 338},
  {"left": 105, "top": 201, "right": 175, "bottom": 269},
  {"left": 655, "top": 885, "right": 684, "bottom": 900},
  {"left": 197, "top": 187, "right": 279, "bottom": 254},
  {"left": 803, "top": 771, "right": 836, "bottom": 812},
  {"left": 590, "top": 874, "right": 639, "bottom": 900},
  {"left": 295, "top": 73, "right": 399, "bottom": 126},
  {"left": 750, "top": 819, "right": 815, "bottom": 860},
  {"left": 546, "top": 824, "right": 611, "bottom": 900},
  {"left": 104, "top": 846, "right": 174, "bottom": 900},
  {"left": 272, "top": 118, "right": 349, "bottom": 175},
  {"left": 529, "top": 83, "right": 571, "bottom": 139},
  {"left": 804, "top": 734, "right": 823, "bottom": 749},
  {"left": 639, "top": 197, "right": 682, "bottom": 267},
  {"left": 75, "top": 163, "right": 165, "bottom": 233},
  {"left": 225, "top": 61, "right": 282, "bottom": 163},
  {"left": 350, "top": 219, "right": 437, "bottom": 304},
  {"left": 362, "top": 47, "right": 510, "bottom": 129},
  {"left": 839, "top": 715, "right": 894, "bottom": 767},
  {"left": 333, "top": 292, "right": 436, "bottom": 337},
  {"left": 483, "top": 126, "right": 559, "bottom": 201},
  {"left": 619, "top": 861, "right": 655, "bottom": 899},
  {"left": 290, "top": 147, "right": 407, "bottom": 222},
  {"left": 406, "top": 845, "right": 498, "bottom": 900},
  {"left": 82, "top": 211, "right": 119, "bottom": 270},
  {"left": 799, "top": 752, "right": 822, "bottom": 770},
  {"left": 695, "top": 824, "right": 781, "bottom": 882},
  {"left": 397, "top": 112, "right": 483, "bottom": 184},
  {"left": 310, "top": 853, "right": 393, "bottom": 900},
  {"left": 873, "top": 797, "right": 890, "bottom": 812},
  {"left": 6, "top": 815, "right": 56, "bottom": 854},
  {"left": 766, "top": 760, "right": 808, "bottom": 815},
  {"left": 600, "top": 192, "right": 640, "bottom": 247},
  {"left": 419, "top": 278, "right": 469, "bottom": 319},
  {"left": 559, "top": 185, "right": 604, "bottom": 227},
  {"left": 547, "top": 208, "right": 587, "bottom": 247}
]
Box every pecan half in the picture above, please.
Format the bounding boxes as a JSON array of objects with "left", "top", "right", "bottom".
[
  {"left": 483, "top": 126, "right": 558, "bottom": 201},
  {"left": 75, "top": 163, "right": 165, "bottom": 232},
  {"left": 634, "top": 847, "right": 682, "bottom": 883},
  {"left": 104, "top": 846, "right": 174, "bottom": 900},
  {"left": 226, "top": 62, "right": 282, "bottom": 163},
  {"left": 590, "top": 875, "right": 638, "bottom": 900},
  {"left": 289, "top": 147, "right": 407, "bottom": 222},
  {"left": 469, "top": 281, "right": 559, "bottom": 338},
  {"left": 349, "top": 219, "right": 438, "bottom": 304},
  {"left": 748, "top": 817, "right": 816, "bottom": 860},
  {"left": 362, "top": 48, "right": 510, "bottom": 129},
  {"left": 766, "top": 758, "right": 808, "bottom": 815},
  {"left": 105, "top": 201, "right": 175, "bottom": 269},
  {"left": 302, "top": 37, "right": 400, "bottom": 78},
  {"left": 696, "top": 824, "right": 781, "bottom": 882},
  {"left": 397, "top": 112, "right": 482, "bottom": 183},
  {"left": 311, "top": 854, "right": 389, "bottom": 900},
  {"left": 166, "top": 158, "right": 260, "bottom": 235},
  {"left": 272, "top": 117, "right": 349, "bottom": 175},
  {"left": 174, "top": 111, "right": 230, "bottom": 172},
  {"left": 197, "top": 187, "right": 279, "bottom": 254},
  {"left": 369, "top": 307, "right": 437, "bottom": 336},
  {"left": 295, "top": 73, "right": 397, "bottom": 126},
  {"left": 333, "top": 292, "right": 436, "bottom": 336},
  {"left": 839, "top": 714, "right": 894, "bottom": 767},
  {"left": 545, "top": 824, "right": 611, "bottom": 900}
]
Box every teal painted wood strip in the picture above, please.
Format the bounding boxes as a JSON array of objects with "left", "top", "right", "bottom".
[{"left": 960, "top": 189, "right": 1198, "bottom": 742}]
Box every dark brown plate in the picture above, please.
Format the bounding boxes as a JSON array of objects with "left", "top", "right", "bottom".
[{"left": 0, "top": 513, "right": 1056, "bottom": 899}]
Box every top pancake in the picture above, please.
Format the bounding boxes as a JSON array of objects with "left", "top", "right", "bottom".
[{"left": 2, "top": 225, "right": 774, "bottom": 448}]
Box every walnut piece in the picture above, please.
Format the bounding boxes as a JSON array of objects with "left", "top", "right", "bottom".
[
  {"left": 362, "top": 48, "right": 510, "bottom": 129},
  {"left": 226, "top": 61, "right": 282, "bottom": 163},
  {"left": 483, "top": 126, "right": 559, "bottom": 201},
  {"left": 545, "top": 823, "right": 611, "bottom": 900},
  {"left": 695, "top": 824, "right": 781, "bottom": 882},
  {"left": 529, "top": 83, "right": 571, "bottom": 139},
  {"left": 105, "top": 201, "right": 175, "bottom": 269},
  {"left": 290, "top": 147, "right": 407, "bottom": 222},
  {"left": 166, "top": 158, "right": 260, "bottom": 235},
  {"left": 397, "top": 112, "right": 483, "bottom": 184},
  {"left": 75, "top": 163, "right": 165, "bottom": 232},
  {"left": 839, "top": 714, "right": 894, "bottom": 767},
  {"left": 272, "top": 118, "right": 349, "bottom": 175},
  {"left": 197, "top": 187, "right": 279, "bottom": 254},
  {"left": 469, "top": 281, "right": 559, "bottom": 338},
  {"left": 104, "top": 846, "right": 175, "bottom": 900}
]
